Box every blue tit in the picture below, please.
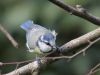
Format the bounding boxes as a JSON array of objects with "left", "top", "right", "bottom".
[{"left": 20, "top": 20, "right": 57, "bottom": 56}]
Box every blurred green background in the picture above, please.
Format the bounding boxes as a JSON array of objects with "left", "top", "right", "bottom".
[{"left": 0, "top": 0, "right": 100, "bottom": 75}]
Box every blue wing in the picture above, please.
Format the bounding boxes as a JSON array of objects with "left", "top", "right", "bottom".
[{"left": 20, "top": 20, "right": 34, "bottom": 31}]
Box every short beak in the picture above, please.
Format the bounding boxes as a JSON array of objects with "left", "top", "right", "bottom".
[
  {"left": 52, "top": 46, "right": 56, "bottom": 50},
  {"left": 49, "top": 41, "right": 57, "bottom": 50},
  {"left": 49, "top": 44, "right": 56, "bottom": 50}
]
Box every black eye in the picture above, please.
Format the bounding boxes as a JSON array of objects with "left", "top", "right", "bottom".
[{"left": 45, "top": 42, "right": 50, "bottom": 45}]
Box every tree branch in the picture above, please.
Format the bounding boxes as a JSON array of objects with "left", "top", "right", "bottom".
[
  {"left": 2, "top": 0, "right": 100, "bottom": 75},
  {"left": 45, "top": 37, "right": 100, "bottom": 60},
  {"left": 60, "top": 27, "right": 100, "bottom": 53},
  {"left": 0, "top": 24, "right": 18, "bottom": 48},
  {"left": 48, "top": 0, "right": 100, "bottom": 26},
  {"left": 4, "top": 27, "right": 100, "bottom": 75},
  {"left": 4, "top": 60, "right": 40, "bottom": 75}
]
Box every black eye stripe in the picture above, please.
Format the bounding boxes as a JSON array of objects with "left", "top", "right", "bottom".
[
  {"left": 39, "top": 36, "right": 53, "bottom": 48},
  {"left": 45, "top": 42, "right": 50, "bottom": 45},
  {"left": 38, "top": 37, "right": 50, "bottom": 45}
]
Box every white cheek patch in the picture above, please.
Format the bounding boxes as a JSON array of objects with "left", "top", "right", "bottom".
[{"left": 38, "top": 41, "right": 51, "bottom": 52}]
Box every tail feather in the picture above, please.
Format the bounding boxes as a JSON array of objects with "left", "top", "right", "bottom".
[{"left": 20, "top": 20, "right": 34, "bottom": 31}]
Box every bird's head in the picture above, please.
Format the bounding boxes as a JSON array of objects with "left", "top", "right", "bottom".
[{"left": 37, "top": 30, "right": 57, "bottom": 53}]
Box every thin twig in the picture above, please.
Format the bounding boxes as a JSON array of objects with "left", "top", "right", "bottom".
[
  {"left": 0, "top": 24, "right": 18, "bottom": 48},
  {"left": 15, "top": 63, "right": 20, "bottom": 70},
  {"left": 87, "top": 63, "right": 100, "bottom": 75},
  {"left": 1, "top": 60, "right": 33, "bottom": 66},
  {"left": 49, "top": 0, "right": 100, "bottom": 26}
]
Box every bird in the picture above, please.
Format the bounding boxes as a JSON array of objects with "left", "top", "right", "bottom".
[{"left": 20, "top": 20, "right": 57, "bottom": 56}]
